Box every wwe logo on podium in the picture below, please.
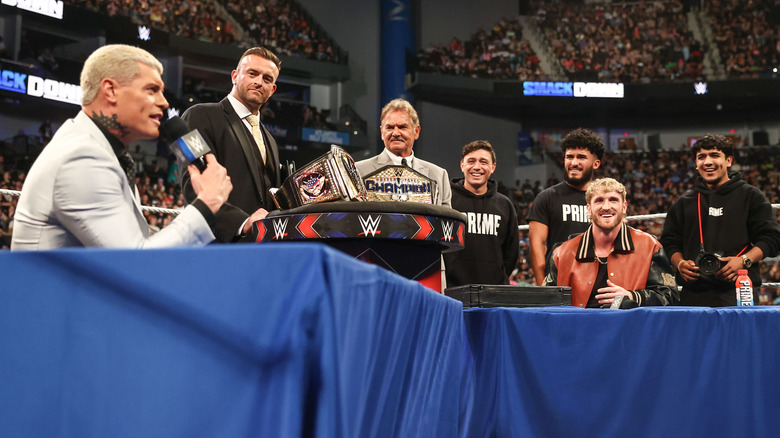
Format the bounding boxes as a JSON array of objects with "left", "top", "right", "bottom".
[
  {"left": 272, "top": 218, "right": 289, "bottom": 239},
  {"left": 442, "top": 221, "right": 454, "bottom": 242},
  {"left": 358, "top": 215, "right": 382, "bottom": 237},
  {"left": 694, "top": 82, "right": 708, "bottom": 95}
]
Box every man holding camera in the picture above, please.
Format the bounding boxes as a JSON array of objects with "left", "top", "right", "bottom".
[{"left": 660, "top": 134, "right": 780, "bottom": 306}]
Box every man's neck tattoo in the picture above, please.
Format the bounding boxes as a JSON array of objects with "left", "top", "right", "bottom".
[{"left": 91, "top": 111, "right": 128, "bottom": 139}]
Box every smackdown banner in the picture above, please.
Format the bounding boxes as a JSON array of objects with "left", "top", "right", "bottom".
[
  {"left": 1, "top": 0, "right": 63, "bottom": 19},
  {"left": 0, "top": 67, "right": 81, "bottom": 105},
  {"left": 523, "top": 81, "right": 624, "bottom": 98}
]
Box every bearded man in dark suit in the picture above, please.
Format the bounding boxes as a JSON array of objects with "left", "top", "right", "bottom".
[{"left": 182, "top": 47, "right": 282, "bottom": 242}]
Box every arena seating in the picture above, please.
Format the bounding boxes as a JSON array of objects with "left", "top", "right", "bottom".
[
  {"left": 416, "top": 0, "right": 777, "bottom": 83},
  {"left": 416, "top": 18, "right": 545, "bottom": 80},
  {"left": 705, "top": 0, "right": 778, "bottom": 78}
]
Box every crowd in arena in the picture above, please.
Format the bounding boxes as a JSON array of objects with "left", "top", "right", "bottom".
[
  {"left": 416, "top": 18, "right": 546, "bottom": 80},
  {"left": 535, "top": 0, "right": 703, "bottom": 82},
  {"left": 55, "top": 0, "right": 778, "bottom": 82},
  {"left": 706, "top": 0, "right": 779, "bottom": 78},
  {"left": 221, "top": 0, "right": 344, "bottom": 64},
  {"left": 64, "top": 0, "right": 345, "bottom": 64},
  {"left": 417, "top": 0, "right": 778, "bottom": 83},
  {"left": 70, "top": 0, "right": 236, "bottom": 44}
]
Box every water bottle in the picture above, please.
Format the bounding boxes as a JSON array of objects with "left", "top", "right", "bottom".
[{"left": 735, "top": 269, "right": 754, "bottom": 306}]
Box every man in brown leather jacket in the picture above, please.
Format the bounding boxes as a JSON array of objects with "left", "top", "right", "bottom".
[{"left": 545, "top": 178, "right": 679, "bottom": 308}]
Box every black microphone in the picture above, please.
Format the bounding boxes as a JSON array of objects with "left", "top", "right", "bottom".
[{"left": 159, "top": 116, "right": 211, "bottom": 172}]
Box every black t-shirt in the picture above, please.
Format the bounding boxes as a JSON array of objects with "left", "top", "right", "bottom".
[
  {"left": 587, "top": 258, "right": 610, "bottom": 308},
  {"left": 526, "top": 182, "right": 591, "bottom": 261}
]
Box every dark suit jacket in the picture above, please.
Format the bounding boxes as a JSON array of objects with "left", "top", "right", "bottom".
[{"left": 182, "top": 97, "right": 281, "bottom": 242}]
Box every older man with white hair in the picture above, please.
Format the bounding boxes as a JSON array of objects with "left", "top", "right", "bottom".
[{"left": 356, "top": 98, "right": 451, "bottom": 207}]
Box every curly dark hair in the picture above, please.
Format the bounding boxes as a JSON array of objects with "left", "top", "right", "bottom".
[
  {"left": 691, "top": 134, "right": 734, "bottom": 158},
  {"left": 560, "top": 128, "right": 605, "bottom": 160}
]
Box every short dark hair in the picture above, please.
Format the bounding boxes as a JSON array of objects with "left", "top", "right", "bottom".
[
  {"left": 237, "top": 47, "right": 281, "bottom": 71},
  {"left": 691, "top": 134, "right": 734, "bottom": 158},
  {"left": 462, "top": 140, "right": 496, "bottom": 163},
  {"left": 560, "top": 128, "right": 605, "bottom": 160}
]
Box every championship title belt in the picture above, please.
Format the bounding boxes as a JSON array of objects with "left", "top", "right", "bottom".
[
  {"left": 272, "top": 145, "right": 367, "bottom": 210},
  {"left": 362, "top": 165, "right": 438, "bottom": 204}
]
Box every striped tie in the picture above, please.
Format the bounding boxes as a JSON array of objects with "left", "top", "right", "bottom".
[{"left": 246, "top": 114, "right": 267, "bottom": 164}]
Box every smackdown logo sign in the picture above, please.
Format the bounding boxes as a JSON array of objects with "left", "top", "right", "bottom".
[
  {"left": 1, "top": 0, "right": 63, "bottom": 19},
  {"left": 523, "top": 81, "right": 624, "bottom": 98},
  {"left": 0, "top": 68, "right": 81, "bottom": 105}
]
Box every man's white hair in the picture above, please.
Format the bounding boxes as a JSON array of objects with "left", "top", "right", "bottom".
[
  {"left": 380, "top": 98, "right": 419, "bottom": 128},
  {"left": 80, "top": 44, "right": 163, "bottom": 106}
]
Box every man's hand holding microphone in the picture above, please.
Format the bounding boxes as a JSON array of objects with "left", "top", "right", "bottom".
[
  {"left": 161, "top": 116, "right": 232, "bottom": 214},
  {"left": 188, "top": 154, "right": 232, "bottom": 214}
]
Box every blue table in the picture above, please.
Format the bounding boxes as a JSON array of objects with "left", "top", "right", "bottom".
[
  {"left": 464, "top": 306, "right": 780, "bottom": 438},
  {"left": 0, "top": 243, "right": 472, "bottom": 438}
]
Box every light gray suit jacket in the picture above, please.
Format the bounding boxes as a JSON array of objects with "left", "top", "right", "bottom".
[
  {"left": 11, "top": 111, "right": 214, "bottom": 250},
  {"left": 356, "top": 152, "right": 452, "bottom": 207}
]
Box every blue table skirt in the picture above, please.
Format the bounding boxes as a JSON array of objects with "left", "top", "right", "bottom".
[
  {"left": 0, "top": 243, "right": 472, "bottom": 438},
  {"left": 463, "top": 306, "right": 780, "bottom": 438}
]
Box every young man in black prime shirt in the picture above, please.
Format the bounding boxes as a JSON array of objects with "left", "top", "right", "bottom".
[
  {"left": 660, "top": 134, "right": 780, "bottom": 306},
  {"left": 527, "top": 128, "right": 605, "bottom": 285},
  {"left": 444, "top": 140, "right": 518, "bottom": 287}
]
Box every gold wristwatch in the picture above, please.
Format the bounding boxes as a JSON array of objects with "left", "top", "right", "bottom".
[{"left": 741, "top": 255, "right": 753, "bottom": 268}]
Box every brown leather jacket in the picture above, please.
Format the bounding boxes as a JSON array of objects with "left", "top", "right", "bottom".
[{"left": 546, "top": 223, "right": 679, "bottom": 307}]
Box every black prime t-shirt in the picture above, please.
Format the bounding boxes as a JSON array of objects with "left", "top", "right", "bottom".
[{"left": 526, "top": 182, "right": 591, "bottom": 261}]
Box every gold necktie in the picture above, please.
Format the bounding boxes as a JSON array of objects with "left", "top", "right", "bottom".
[{"left": 246, "top": 114, "right": 267, "bottom": 164}]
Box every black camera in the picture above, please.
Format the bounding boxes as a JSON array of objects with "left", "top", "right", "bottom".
[{"left": 695, "top": 251, "right": 725, "bottom": 277}]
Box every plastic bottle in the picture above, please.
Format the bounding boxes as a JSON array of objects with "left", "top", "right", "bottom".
[{"left": 735, "top": 269, "right": 754, "bottom": 306}]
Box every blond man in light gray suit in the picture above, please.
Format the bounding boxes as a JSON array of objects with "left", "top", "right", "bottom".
[
  {"left": 12, "top": 45, "right": 232, "bottom": 250},
  {"left": 356, "top": 99, "right": 451, "bottom": 207}
]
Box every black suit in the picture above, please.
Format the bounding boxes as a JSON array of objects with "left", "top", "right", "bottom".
[{"left": 182, "top": 97, "right": 281, "bottom": 242}]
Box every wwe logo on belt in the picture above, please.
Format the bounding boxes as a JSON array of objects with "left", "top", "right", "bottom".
[
  {"left": 272, "top": 218, "right": 289, "bottom": 239},
  {"left": 358, "top": 215, "right": 382, "bottom": 237},
  {"left": 442, "top": 221, "right": 454, "bottom": 241}
]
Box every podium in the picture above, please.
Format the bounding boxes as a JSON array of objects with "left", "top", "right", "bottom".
[{"left": 255, "top": 201, "right": 466, "bottom": 291}]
